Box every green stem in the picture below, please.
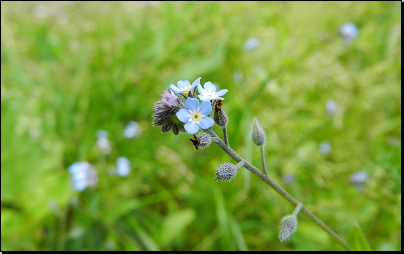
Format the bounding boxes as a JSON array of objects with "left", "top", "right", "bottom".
[
  {"left": 204, "top": 128, "right": 352, "bottom": 251},
  {"left": 259, "top": 145, "right": 268, "bottom": 176},
  {"left": 292, "top": 203, "right": 303, "bottom": 216}
]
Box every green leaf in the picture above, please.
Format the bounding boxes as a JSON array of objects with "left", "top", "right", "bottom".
[
  {"left": 348, "top": 222, "right": 371, "bottom": 251},
  {"left": 158, "top": 209, "right": 196, "bottom": 247}
]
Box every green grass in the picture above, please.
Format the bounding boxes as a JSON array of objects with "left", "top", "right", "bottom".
[{"left": 1, "top": 1, "right": 401, "bottom": 251}]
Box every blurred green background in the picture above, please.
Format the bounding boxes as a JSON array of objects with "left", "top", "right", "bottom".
[{"left": 1, "top": 1, "right": 401, "bottom": 251}]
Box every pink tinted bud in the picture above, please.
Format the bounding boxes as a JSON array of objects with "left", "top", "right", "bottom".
[{"left": 162, "top": 90, "right": 178, "bottom": 107}]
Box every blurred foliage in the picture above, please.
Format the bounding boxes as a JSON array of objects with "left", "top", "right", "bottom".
[{"left": 1, "top": 1, "right": 401, "bottom": 251}]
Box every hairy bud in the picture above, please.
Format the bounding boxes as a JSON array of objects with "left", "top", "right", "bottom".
[
  {"left": 215, "top": 163, "right": 237, "bottom": 182},
  {"left": 279, "top": 215, "right": 298, "bottom": 242},
  {"left": 197, "top": 133, "right": 212, "bottom": 149},
  {"left": 213, "top": 100, "right": 228, "bottom": 127},
  {"left": 252, "top": 117, "right": 266, "bottom": 146}
]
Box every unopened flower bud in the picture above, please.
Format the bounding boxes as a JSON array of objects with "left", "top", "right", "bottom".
[
  {"left": 196, "top": 133, "right": 212, "bottom": 149},
  {"left": 215, "top": 163, "right": 237, "bottom": 182},
  {"left": 279, "top": 215, "right": 298, "bottom": 242},
  {"left": 214, "top": 108, "right": 229, "bottom": 127},
  {"left": 252, "top": 117, "right": 266, "bottom": 146}
]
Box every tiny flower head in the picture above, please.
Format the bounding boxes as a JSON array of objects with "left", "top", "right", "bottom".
[
  {"left": 197, "top": 82, "right": 228, "bottom": 102},
  {"left": 153, "top": 99, "right": 186, "bottom": 136},
  {"left": 176, "top": 97, "right": 214, "bottom": 134},
  {"left": 162, "top": 90, "right": 179, "bottom": 107},
  {"left": 169, "top": 77, "right": 201, "bottom": 96}
]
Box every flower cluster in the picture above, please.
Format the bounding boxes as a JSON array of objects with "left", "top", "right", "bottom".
[{"left": 153, "top": 77, "right": 228, "bottom": 135}]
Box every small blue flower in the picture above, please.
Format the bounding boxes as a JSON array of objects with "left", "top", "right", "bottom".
[
  {"left": 116, "top": 157, "right": 131, "bottom": 177},
  {"left": 169, "top": 77, "right": 201, "bottom": 95},
  {"left": 197, "top": 82, "right": 228, "bottom": 102},
  {"left": 176, "top": 97, "right": 214, "bottom": 134},
  {"left": 244, "top": 37, "right": 260, "bottom": 50},
  {"left": 340, "top": 23, "right": 359, "bottom": 44},
  {"left": 350, "top": 170, "right": 370, "bottom": 185},
  {"left": 326, "top": 100, "right": 338, "bottom": 116},
  {"left": 68, "top": 161, "right": 98, "bottom": 191},
  {"left": 319, "top": 141, "right": 331, "bottom": 155}
]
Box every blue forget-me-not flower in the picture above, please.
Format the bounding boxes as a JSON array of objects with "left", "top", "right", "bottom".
[
  {"left": 116, "top": 157, "right": 131, "bottom": 177},
  {"left": 176, "top": 97, "right": 214, "bottom": 134},
  {"left": 68, "top": 161, "right": 98, "bottom": 191},
  {"left": 169, "top": 77, "right": 201, "bottom": 96},
  {"left": 340, "top": 23, "right": 359, "bottom": 44},
  {"left": 197, "top": 82, "right": 228, "bottom": 102},
  {"left": 124, "top": 121, "right": 142, "bottom": 138},
  {"left": 244, "top": 37, "right": 260, "bottom": 50}
]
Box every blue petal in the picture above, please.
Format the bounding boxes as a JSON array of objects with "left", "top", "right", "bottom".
[
  {"left": 199, "top": 116, "right": 214, "bottom": 129},
  {"left": 204, "top": 82, "right": 216, "bottom": 93},
  {"left": 215, "top": 89, "right": 228, "bottom": 97},
  {"left": 197, "top": 94, "right": 211, "bottom": 102},
  {"left": 169, "top": 84, "right": 181, "bottom": 93},
  {"left": 73, "top": 180, "right": 87, "bottom": 191},
  {"left": 184, "top": 121, "right": 199, "bottom": 134},
  {"left": 191, "top": 77, "right": 201, "bottom": 88},
  {"left": 186, "top": 97, "right": 199, "bottom": 111},
  {"left": 176, "top": 109, "right": 191, "bottom": 123},
  {"left": 200, "top": 101, "right": 212, "bottom": 115},
  {"left": 197, "top": 83, "right": 204, "bottom": 95},
  {"left": 177, "top": 80, "right": 190, "bottom": 89}
]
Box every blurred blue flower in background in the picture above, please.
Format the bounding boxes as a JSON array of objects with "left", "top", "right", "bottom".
[
  {"left": 326, "top": 100, "right": 338, "bottom": 116},
  {"left": 350, "top": 170, "right": 370, "bottom": 192},
  {"left": 340, "top": 23, "right": 359, "bottom": 44},
  {"left": 244, "top": 37, "right": 260, "bottom": 50},
  {"left": 319, "top": 141, "right": 332, "bottom": 155},
  {"left": 350, "top": 170, "right": 370, "bottom": 185},
  {"left": 123, "top": 121, "right": 142, "bottom": 139},
  {"left": 116, "top": 157, "right": 131, "bottom": 177},
  {"left": 282, "top": 174, "right": 296, "bottom": 185},
  {"left": 96, "top": 129, "right": 111, "bottom": 154},
  {"left": 68, "top": 161, "right": 98, "bottom": 191},
  {"left": 176, "top": 97, "right": 214, "bottom": 134}
]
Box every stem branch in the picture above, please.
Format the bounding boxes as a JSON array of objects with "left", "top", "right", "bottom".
[{"left": 203, "top": 128, "right": 352, "bottom": 251}]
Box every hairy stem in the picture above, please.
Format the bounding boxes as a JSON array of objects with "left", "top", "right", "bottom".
[
  {"left": 203, "top": 128, "right": 352, "bottom": 251},
  {"left": 223, "top": 127, "right": 229, "bottom": 146},
  {"left": 260, "top": 145, "right": 268, "bottom": 176},
  {"left": 292, "top": 203, "right": 303, "bottom": 216}
]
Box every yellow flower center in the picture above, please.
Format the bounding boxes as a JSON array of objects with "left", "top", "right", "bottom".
[{"left": 191, "top": 112, "right": 202, "bottom": 122}]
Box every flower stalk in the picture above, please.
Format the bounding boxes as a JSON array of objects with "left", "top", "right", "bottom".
[{"left": 203, "top": 127, "right": 352, "bottom": 251}]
